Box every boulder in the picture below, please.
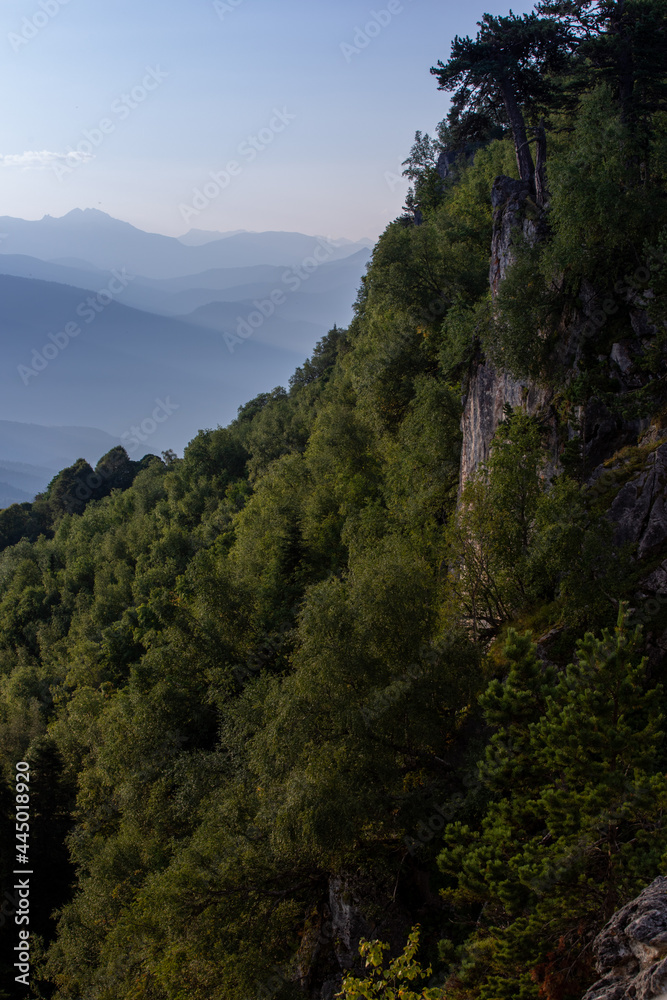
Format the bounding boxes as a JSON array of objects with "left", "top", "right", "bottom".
[
  {"left": 582, "top": 877, "right": 667, "bottom": 1000},
  {"left": 608, "top": 443, "right": 667, "bottom": 560}
]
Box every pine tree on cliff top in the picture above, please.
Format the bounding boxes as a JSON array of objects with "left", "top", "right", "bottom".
[{"left": 431, "top": 12, "right": 572, "bottom": 192}]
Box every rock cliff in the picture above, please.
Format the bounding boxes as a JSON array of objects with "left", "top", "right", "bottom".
[
  {"left": 460, "top": 175, "right": 661, "bottom": 490},
  {"left": 608, "top": 442, "right": 667, "bottom": 561},
  {"left": 582, "top": 877, "right": 667, "bottom": 1000},
  {"left": 295, "top": 874, "right": 416, "bottom": 1000},
  {"left": 460, "top": 175, "right": 554, "bottom": 486}
]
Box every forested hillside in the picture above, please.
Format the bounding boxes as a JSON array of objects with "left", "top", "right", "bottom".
[{"left": 2, "top": 1, "right": 667, "bottom": 998}]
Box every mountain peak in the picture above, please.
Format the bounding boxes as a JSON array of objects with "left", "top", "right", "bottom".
[{"left": 60, "top": 207, "right": 120, "bottom": 224}]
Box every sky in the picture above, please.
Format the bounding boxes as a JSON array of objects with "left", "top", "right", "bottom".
[{"left": 0, "top": 0, "right": 535, "bottom": 242}]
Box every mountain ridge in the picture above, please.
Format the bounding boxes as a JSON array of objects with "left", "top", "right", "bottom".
[{"left": 0, "top": 210, "right": 370, "bottom": 279}]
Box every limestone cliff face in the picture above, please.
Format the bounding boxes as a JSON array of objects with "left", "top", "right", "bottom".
[
  {"left": 488, "top": 177, "right": 541, "bottom": 299},
  {"left": 459, "top": 175, "right": 657, "bottom": 488},
  {"left": 458, "top": 170, "right": 667, "bottom": 625},
  {"left": 459, "top": 175, "right": 554, "bottom": 487},
  {"left": 608, "top": 442, "right": 667, "bottom": 561},
  {"left": 459, "top": 358, "right": 554, "bottom": 486},
  {"left": 295, "top": 874, "right": 416, "bottom": 1000}
]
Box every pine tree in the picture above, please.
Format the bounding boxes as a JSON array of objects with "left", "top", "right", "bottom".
[
  {"left": 438, "top": 608, "right": 667, "bottom": 1000},
  {"left": 536, "top": 0, "right": 667, "bottom": 138},
  {"left": 431, "top": 13, "right": 572, "bottom": 189}
]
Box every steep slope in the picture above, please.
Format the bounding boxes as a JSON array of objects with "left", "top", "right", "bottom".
[{"left": 0, "top": 59, "right": 666, "bottom": 1000}]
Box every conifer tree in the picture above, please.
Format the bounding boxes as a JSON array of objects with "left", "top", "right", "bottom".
[
  {"left": 537, "top": 0, "right": 667, "bottom": 136},
  {"left": 431, "top": 13, "right": 572, "bottom": 190},
  {"left": 438, "top": 609, "right": 667, "bottom": 1000}
]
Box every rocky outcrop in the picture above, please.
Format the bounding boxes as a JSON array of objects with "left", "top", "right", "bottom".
[
  {"left": 608, "top": 442, "right": 667, "bottom": 560},
  {"left": 460, "top": 175, "right": 553, "bottom": 486},
  {"left": 582, "top": 877, "right": 667, "bottom": 1000},
  {"left": 327, "top": 876, "right": 374, "bottom": 971},
  {"left": 488, "top": 176, "right": 539, "bottom": 298},
  {"left": 459, "top": 173, "right": 658, "bottom": 488},
  {"left": 294, "top": 881, "right": 372, "bottom": 1000},
  {"left": 459, "top": 359, "right": 554, "bottom": 487},
  {"left": 295, "top": 875, "right": 416, "bottom": 1000},
  {"left": 435, "top": 144, "right": 477, "bottom": 181},
  {"left": 581, "top": 398, "right": 650, "bottom": 475},
  {"left": 603, "top": 439, "right": 667, "bottom": 663}
]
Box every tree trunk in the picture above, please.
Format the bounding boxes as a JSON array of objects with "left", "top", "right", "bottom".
[
  {"left": 534, "top": 120, "right": 548, "bottom": 207},
  {"left": 499, "top": 76, "right": 535, "bottom": 189},
  {"left": 613, "top": 0, "right": 636, "bottom": 130}
]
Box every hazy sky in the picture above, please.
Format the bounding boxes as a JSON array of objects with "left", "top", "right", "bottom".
[{"left": 0, "top": 0, "right": 534, "bottom": 242}]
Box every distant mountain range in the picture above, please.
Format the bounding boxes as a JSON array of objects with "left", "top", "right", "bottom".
[
  {"left": 178, "top": 228, "right": 249, "bottom": 246},
  {"left": 0, "top": 209, "right": 370, "bottom": 278},
  {"left": 177, "top": 227, "right": 372, "bottom": 249},
  {"left": 0, "top": 421, "right": 121, "bottom": 508},
  {"left": 0, "top": 210, "right": 371, "bottom": 503},
  {"left": 0, "top": 247, "right": 370, "bottom": 323}
]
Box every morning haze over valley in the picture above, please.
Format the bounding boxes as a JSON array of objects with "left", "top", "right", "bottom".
[
  {"left": 0, "top": 0, "right": 460, "bottom": 507},
  {"left": 0, "top": 208, "right": 371, "bottom": 506}
]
